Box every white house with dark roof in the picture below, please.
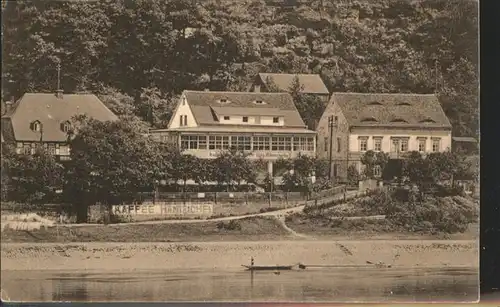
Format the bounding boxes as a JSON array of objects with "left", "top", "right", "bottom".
[
  {"left": 316, "top": 93, "right": 452, "bottom": 180},
  {"left": 1, "top": 90, "right": 118, "bottom": 160},
  {"left": 249, "top": 73, "right": 330, "bottom": 102},
  {"left": 149, "top": 90, "right": 317, "bottom": 175}
]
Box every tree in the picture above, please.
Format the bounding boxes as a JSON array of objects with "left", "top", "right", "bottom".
[
  {"left": 347, "top": 164, "right": 361, "bottom": 186},
  {"left": 280, "top": 154, "right": 322, "bottom": 193},
  {"left": 211, "top": 149, "right": 257, "bottom": 191},
  {"left": 288, "top": 76, "right": 325, "bottom": 130},
  {"left": 2, "top": 146, "right": 65, "bottom": 204},
  {"left": 169, "top": 150, "right": 205, "bottom": 193},
  {"left": 361, "top": 150, "right": 389, "bottom": 179},
  {"left": 403, "top": 151, "right": 433, "bottom": 190},
  {"left": 426, "top": 151, "right": 461, "bottom": 186},
  {"left": 1, "top": 0, "right": 478, "bottom": 137},
  {"left": 65, "top": 116, "right": 170, "bottom": 222}
]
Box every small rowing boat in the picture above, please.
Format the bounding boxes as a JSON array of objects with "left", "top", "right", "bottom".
[{"left": 241, "top": 265, "right": 294, "bottom": 271}]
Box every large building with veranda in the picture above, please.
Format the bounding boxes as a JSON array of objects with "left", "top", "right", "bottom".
[{"left": 149, "top": 90, "right": 317, "bottom": 175}]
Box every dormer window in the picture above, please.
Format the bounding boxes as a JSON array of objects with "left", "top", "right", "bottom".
[
  {"left": 60, "top": 121, "right": 71, "bottom": 133},
  {"left": 218, "top": 98, "right": 230, "bottom": 104},
  {"left": 30, "top": 120, "right": 42, "bottom": 132},
  {"left": 253, "top": 100, "right": 266, "bottom": 105},
  {"left": 361, "top": 117, "right": 378, "bottom": 123},
  {"left": 419, "top": 118, "right": 436, "bottom": 123},
  {"left": 223, "top": 116, "right": 230, "bottom": 120},
  {"left": 390, "top": 118, "right": 408, "bottom": 123},
  {"left": 273, "top": 117, "right": 279, "bottom": 123}
]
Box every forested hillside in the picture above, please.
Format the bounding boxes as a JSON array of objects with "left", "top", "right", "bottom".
[{"left": 1, "top": 0, "right": 478, "bottom": 136}]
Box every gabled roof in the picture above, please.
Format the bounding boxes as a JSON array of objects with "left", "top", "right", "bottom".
[
  {"left": 2, "top": 92, "right": 119, "bottom": 142},
  {"left": 183, "top": 90, "right": 307, "bottom": 128},
  {"left": 257, "top": 73, "right": 329, "bottom": 94},
  {"left": 330, "top": 93, "right": 452, "bottom": 129}
]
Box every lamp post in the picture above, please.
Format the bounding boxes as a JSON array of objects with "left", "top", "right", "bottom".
[
  {"left": 327, "top": 115, "right": 336, "bottom": 181},
  {"left": 153, "top": 179, "right": 159, "bottom": 204}
]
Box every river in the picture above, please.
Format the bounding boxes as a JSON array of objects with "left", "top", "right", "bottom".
[{"left": 1, "top": 267, "right": 478, "bottom": 302}]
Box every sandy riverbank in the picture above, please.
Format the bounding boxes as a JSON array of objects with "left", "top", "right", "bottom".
[{"left": 1, "top": 240, "right": 478, "bottom": 271}]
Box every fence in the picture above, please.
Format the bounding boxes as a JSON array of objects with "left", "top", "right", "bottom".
[
  {"left": 137, "top": 191, "right": 309, "bottom": 205},
  {"left": 311, "top": 185, "right": 346, "bottom": 199}
]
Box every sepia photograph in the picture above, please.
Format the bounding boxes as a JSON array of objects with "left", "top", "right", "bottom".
[{"left": 0, "top": 0, "right": 479, "bottom": 303}]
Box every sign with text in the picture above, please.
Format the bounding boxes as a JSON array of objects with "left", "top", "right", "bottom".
[{"left": 112, "top": 202, "right": 213, "bottom": 217}]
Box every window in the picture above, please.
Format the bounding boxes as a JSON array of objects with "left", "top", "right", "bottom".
[
  {"left": 293, "top": 137, "right": 314, "bottom": 151},
  {"left": 232, "top": 136, "right": 251, "bottom": 151},
  {"left": 272, "top": 117, "right": 279, "bottom": 123},
  {"left": 333, "top": 164, "right": 339, "bottom": 177},
  {"left": 182, "top": 97, "right": 186, "bottom": 105},
  {"left": 255, "top": 100, "right": 263, "bottom": 104},
  {"left": 179, "top": 115, "right": 187, "bottom": 126},
  {"left": 220, "top": 99, "right": 227, "bottom": 103},
  {"left": 208, "top": 136, "right": 230, "bottom": 150},
  {"left": 418, "top": 138, "right": 426, "bottom": 152},
  {"left": 61, "top": 121, "right": 71, "bottom": 133},
  {"left": 242, "top": 116, "right": 248, "bottom": 123},
  {"left": 306, "top": 137, "right": 314, "bottom": 151},
  {"left": 373, "top": 165, "right": 382, "bottom": 178},
  {"left": 253, "top": 136, "right": 270, "bottom": 151},
  {"left": 324, "top": 137, "right": 328, "bottom": 152},
  {"left": 359, "top": 138, "right": 368, "bottom": 152},
  {"left": 198, "top": 136, "right": 207, "bottom": 149},
  {"left": 337, "top": 137, "right": 341, "bottom": 152},
  {"left": 391, "top": 139, "right": 399, "bottom": 152},
  {"left": 180, "top": 135, "right": 206, "bottom": 150},
  {"left": 400, "top": 139, "right": 409, "bottom": 152},
  {"left": 271, "top": 136, "right": 291, "bottom": 151},
  {"left": 374, "top": 138, "right": 382, "bottom": 151},
  {"left": 47, "top": 143, "right": 56, "bottom": 155},
  {"left": 23, "top": 143, "right": 32, "bottom": 155},
  {"left": 432, "top": 138, "right": 441, "bottom": 152},
  {"left": 30, "top": 121, "right": 41, "bottom": 132},
  {"left": 223, "top": 116, "right": 230, "bottom": 120}
]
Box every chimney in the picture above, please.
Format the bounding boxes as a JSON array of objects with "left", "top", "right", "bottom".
[
  {"left": 55, "top": 89, "right": 63, "bottom": 99},
  {"left": 3, "top": 96, "right": 15, "bottom": 114},
  {"left": 4, "top": 101, "right": 12, "bottom": 115}
]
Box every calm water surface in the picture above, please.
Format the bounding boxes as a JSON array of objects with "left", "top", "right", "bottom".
[{"left": 1, "top": 267, "right": 478, "bottom": 302}]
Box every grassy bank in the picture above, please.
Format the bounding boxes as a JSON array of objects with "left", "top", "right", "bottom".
[
  {"left": 1, "top": 216, "right": 293, "bottom": 243},
  {"left": 1, "top": 216, "right": 478, "bottom": 243}
]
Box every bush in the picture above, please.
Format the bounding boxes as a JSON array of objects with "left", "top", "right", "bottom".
[
  {"left": 387, "top": 196, "right": 477, "bottom": 234},
  {"left": 259, "top": 207, "right": 280, "bottom": 213},
  {"left": 216, "top": 220, "right": 242, "bottom": 231}
]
